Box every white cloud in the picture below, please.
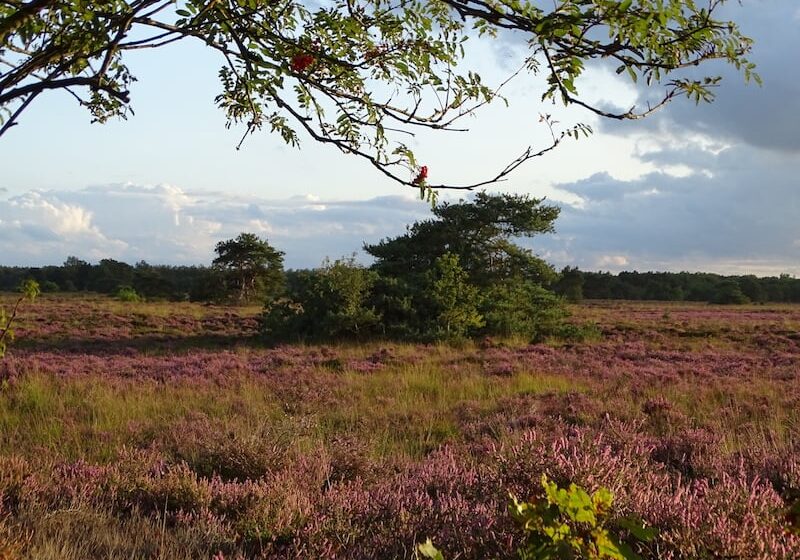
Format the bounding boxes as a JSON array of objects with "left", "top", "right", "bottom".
[
  {"left": 596, "top": 255, "right": 629, "bottom": 268},
  {"left": 0, "top": 185, "right": 432, "bottom": 267},
  {"left": 599, "top": 1, "right": 800, "bottom": 155},
  {"left": 535, "top": 134, "right": 800, "bottom": 275},
  {"left": 9, "top": 192, "right": 96, "bottom": 235},
  {"left": 0, "top": 191, "right": 129, "bottom": 263}
]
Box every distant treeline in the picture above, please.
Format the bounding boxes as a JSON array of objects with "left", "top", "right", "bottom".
[
  {"left": 0, "top": 258, "right": 216, "bottom": 301},
  {"left": 558, "top": 269, "right": 800, "bottom": 304},
  {"left": 2, "top": 259, "right": 799, "bottom": 305}
]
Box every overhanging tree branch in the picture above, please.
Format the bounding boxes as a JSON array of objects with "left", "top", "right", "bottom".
[{"left": 0, "top": 0, "right": 758, "bottom": 191}]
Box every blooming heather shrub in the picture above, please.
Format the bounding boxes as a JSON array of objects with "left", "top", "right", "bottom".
[
  {"left": 103, "top": 448, "right": 324, "bottom": 549},
  {"left": 323, "top": 436, "right": 375, "bottom": 485},
  {"left": 491, "top": 427, "right": 800, "bottom": 560},
  {"left": 172, "top": 507, "right": 237, "bottom": 554},
  {"left": 644, "top": 474, "right": 798, "bottom": 560},
  {"left": 344, "top": 356, "right": 387, "bottom": 374},
  {"left": 298, "top": 448, "right": 510, "bottom": 559},
  {"left": 224, "top": 454, "right": 329, "bottom": 554},
  {"left": 495, "top": 427, "right": 659, "bottom": 502},
  {"left": 482, "top": 359, "right": 515, "bottom": 376},
  {"left": 750, "top": 448, "right": 800, "bottom": 498},
  {"left": 125, "top": 461, "right": 212, "bottom": 515},
  {"left": 40, "top": 460, "right": 113, "bottom": 510},
  {"left": 419, "top": 475, "right": 656, "bottom": 560},
  {"left": 640, "top": 397, "right": 689, "bottom": 436},
  {"left": 532, "top": 392, "right": 601, "bottom": 427},
  {"left": 650, "top": 427, "right": 721, "bottom": 480},
  {"left": 104, "top": 447, "right": 170, "bottom": 512},
  {"left": 2, "top": 300, "right": 800, "bottom": 558}
]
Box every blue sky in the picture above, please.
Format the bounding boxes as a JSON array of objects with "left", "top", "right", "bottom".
[{"left": 1, "top": 0, "right": 798, "bottom": 274}]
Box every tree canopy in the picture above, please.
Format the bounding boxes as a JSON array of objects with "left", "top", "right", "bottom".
[
  {"left": 363, "top": 192, "right": 566, "bottom": 340},
  {"left": 0, "top": 0, "right": 756, "bottom": 191},
  {"left": 212, "top": 232, "right": 284, "bottom": 303},
  {"left": 365, "top": 191, "right": 558, "bottom": 285}
]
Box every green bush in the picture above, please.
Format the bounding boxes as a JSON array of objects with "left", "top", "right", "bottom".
[
  {"left": 709, "top": 280, "right": 750, "bottom": 305},
  {"left": 114, "top": 286, "right": 142, "bottom": 303},
  {"left": 555, "top": 322, "right": 602, "bottom": 343},
  {"left": 427, "top": 253, "right": 484, "bottom": 341},
  {"left": 419, "top": 476, "right": 655, "bottom": 560},
  {"left": 482, "top": 280, "right": 568, "bottom": 342},
  {"left": 39, "top": 280, "right": 61, "bottom": 293},
  {"left": 261, "top": 257, "right": 380, "bottom": 341}
]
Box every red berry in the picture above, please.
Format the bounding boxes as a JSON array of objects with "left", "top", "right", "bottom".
[
  {"left": 413, "top": 165, "right": 428, "bottom": 185},
  {"left": 290, "top": 54, "right": 315, "bottom": 72}
]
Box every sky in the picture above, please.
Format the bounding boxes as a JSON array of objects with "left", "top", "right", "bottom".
[{"left": 0, "top": 0, "right": 798, "bottom": 274}]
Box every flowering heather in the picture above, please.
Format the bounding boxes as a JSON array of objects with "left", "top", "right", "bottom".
[{"left": 0, "top": 296, "right": 799, "bottom": 558}]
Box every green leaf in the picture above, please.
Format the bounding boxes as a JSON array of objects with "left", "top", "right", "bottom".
[
  {"left": 617, "top": 517, "right": 659, "bottom": 542},
  {"left": 19, "top": 279, "right": 40, "bottom": 301},
  {"left": 417, "top": 538, "right": 445, "bottom": 560}
]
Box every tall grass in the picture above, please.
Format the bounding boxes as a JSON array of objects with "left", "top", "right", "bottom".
[{"left": 1, "top": 296, "right": 799, "bottom": 558}]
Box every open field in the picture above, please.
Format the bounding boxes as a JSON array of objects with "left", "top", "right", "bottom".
[{"left": 1, "top": 295, "right": 799, "bottom": 559}]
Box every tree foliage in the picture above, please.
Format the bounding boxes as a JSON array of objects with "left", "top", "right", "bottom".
[
  {"left": 4, "top": 257, "right": 800, "bottom": 309},
  {"left": 366, "top": 192, "right": 559, "bottom": 286},
  {"left": 259, "top": 193, "right": 574, "bottom": 342},
  {"left": 483, "top": 279, "right": 567, "bottom": 342},
  {"left": 262, "top": 257, "right": 379, "bottom": 340},
  {"left": 1, "top": 0, "right": 757, "bottom": 191},
  {"left": 554, "top": 266, "right": 585, "bottom": 303},
  {"left": 364, "top": 192, "right": 570, "bottom": 341},
  {"left": 428, "top": 253, "right": 484, "bottom": 340},
  {"left": 212, "top": 232, "right": 284, "bottom": 304},
  {"left": 577, "top": 270, "right": 800, "bottom": 304}
]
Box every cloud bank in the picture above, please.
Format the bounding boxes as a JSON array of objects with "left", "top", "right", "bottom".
[
  {"left": 536, "top": 141, "right": 800, "bottom": 275},
  {"left": 0, "top": 185, "right": 432, "bottom": 268},
  {"left": 528, "top": 0, "right": 800, "bottom": 276}
]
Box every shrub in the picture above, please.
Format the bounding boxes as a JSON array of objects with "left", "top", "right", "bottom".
[
  {"left": 419, "top": 476, "right": 655, "bottom": 560},
  {"left": 710, "top": 280, "right": 750, "bottom": 305},
  {"left": 114, "top": 285, "right": 142, "bottom": 303},
  {"left": 261, "top": 257, "right": 379, "bottom": 341},
  {"left": 554, "top": 322, "right": 602, "bottom": 343},
  {"left": 38, "top": 280, "right": 61, "bottom": 293},
  {"left": 427, "top": 253, "right": 484, "bottom": 341},
  {"left": 482, "top": 280, "right": 568, "bottom": 342}
]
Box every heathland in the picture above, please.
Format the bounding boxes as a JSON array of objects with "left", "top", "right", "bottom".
[{"left": 0, "top": 294, "right": 799, "bottom": 558}]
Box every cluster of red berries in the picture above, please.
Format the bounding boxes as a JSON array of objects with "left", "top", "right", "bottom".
[
  {"left": 290, "top": 53, "right": 315, "bottom": 72},
  {"left": 413, "top": 165, "right": 428, "bottom": 185}
]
